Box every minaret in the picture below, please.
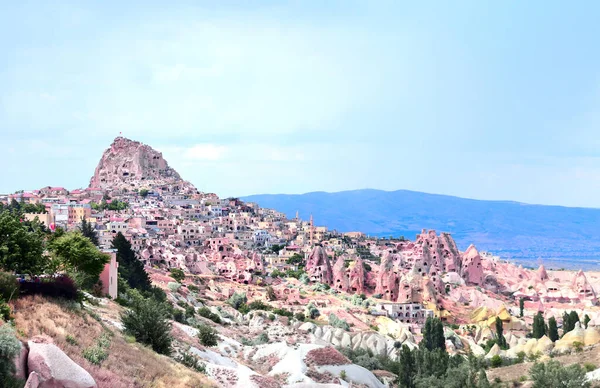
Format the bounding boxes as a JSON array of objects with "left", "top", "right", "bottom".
[
  {"left": 310, "top": 214, "right": 314, "bottom": 246},
  {"left": 296, "top": 210, "right": 299, "bottom": 220}
]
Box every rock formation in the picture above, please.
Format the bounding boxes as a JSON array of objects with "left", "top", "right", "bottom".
[
  {"left": 332, "top": 256, "right": 349, "bottom": 292},
  {"left": 27, "top": 335, "right": 97, "bottom": 388},
  {"left": 89, "top": 137, "right": 188, "bottom": 190},
  {"left": 349, "top": 258, "right": 366, "bottom": 293},
  {"left": 305, "top": 246, "right": 333, "bottom": 284},
  {"left": 461, "top": 245, "right": 484, "bottom": 286},
  {"left": 375, "top": 252, "right": 399, "bottom": 300}
]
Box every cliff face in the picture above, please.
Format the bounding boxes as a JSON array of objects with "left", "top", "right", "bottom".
[{"left": 89, "top": 137, "right": 184, "bottom": 190}]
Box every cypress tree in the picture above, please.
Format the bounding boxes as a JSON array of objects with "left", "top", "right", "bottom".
[
  {"left": 532, "top": 312, "right": 546, "bottom": 339},
  {"left": 398, "top": 344, "right": 415, "bottom": 388},
  {"left": 548, "top": 316, "right": 559, "bottom": 342},
  {"left": 434, "top": 319, "right": 446, "bottom": 350},
  {"left": 495, "top": 317, "right": 507, "bottom": 349},
  {"left": 519, "top": 297, "right": 524, "bottom": 318},
  {"left": 112, "top": 232, "right": 151, "bottom": 291},
  {"left": 568, "top": 311, "right": 580, "bottom": 330},
  {"left": 422, "top": 317, "right": 434, "bottom": 351},
  {"left": 563, "top": 312, "right": 571, "bottom": 336},
  {"left": 80, "top": 219, "right": 99, "bottom": 246}
]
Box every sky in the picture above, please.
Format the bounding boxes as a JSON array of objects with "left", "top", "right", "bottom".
[{"left": 1, "top": 1, "right": 600, "bottom": 207}]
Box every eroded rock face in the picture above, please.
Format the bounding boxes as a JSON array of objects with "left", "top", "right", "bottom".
[
  {"left": 349, "top": 258, "right": 366, "bottom": 293},
  {"left": 28, "top": 335, "right": 97, "bottom": 388},
  {"left": 461, "top": 245, "right": 484, "bottom": 286},
  {"left": 332, "top": 256, "right": 349, "bottom": 292},
  {"left": 306, "top": 246, "right": 333, "bottom": 284},
  {"left": 89, "top": 137, "right": 185, "bottom": 190},
  {"left": 375, "top": 252, "right": 399, "bottom": 301}
]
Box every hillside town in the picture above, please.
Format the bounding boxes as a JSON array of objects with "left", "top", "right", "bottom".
[{"left": 2, "top": 137, "right": 600, "bottom": 387}]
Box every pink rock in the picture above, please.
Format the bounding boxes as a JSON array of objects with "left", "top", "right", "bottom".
[
  {"left": 24, "top": 371, "right": 41, "bottom": 388},
  {"left": 28, "top": 335, "right": 97, "bottom": 388},
  {"left": 332, "top": 256, "right": 349, "bottom": 292},
  {"left": 349, "top": 258, "right": 366, "bottom": 293},
  {"left": 461, "top": 245, "right": 484, "bottom": 286},
  {"left": 89, "top": 137, "right": 193, "bottom": 191},
  {"left": 13, "top": 340, "right": 28, "bottom": 380},
  {"left": 305, "top": 246, "right": 333, "bottom": 284},
  {"left": 375, "top": 252, "right": 399, "bottom": 300}
]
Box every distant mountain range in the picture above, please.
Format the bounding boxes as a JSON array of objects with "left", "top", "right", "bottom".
[{"left": 242, "top": 189, "right": 600, "bottom": 269}]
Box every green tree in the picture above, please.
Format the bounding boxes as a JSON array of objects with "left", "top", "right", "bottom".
[
  {"left": 121, "top": 297, "right": 172, "bottom": 355},
  {"left": 112, "top": 233, "right": 151, "bottom": 291},
  {"left": 48, "top": 232, "right": 109, "bottom": 289},
  {"left": 532, "top": 312, "right": 546, "bottom": 339},
  {"left": 548, "top": 316, "right": 559, "bottom": 342},
  {"left": 495, "top": 317, "right": 507, "bottom": 349},
  {"left": 80, "top": 219, "right": 99, "bottom": 246},
  {"left": 139, "top": 189, "right": 149, "bottom": 198},
  {"left": 529, "top": 360, "right": 589, "bottom": 388},
  {"left": 421, "top": 317, "right": 445, "bottom": 351},
  {"left": 519, "top": 297, "right": 524, "bottom": 318},
  {"left": 286, "top": 253, "right": 305, "bottom": 268},
  {"left": 568, "top": 311, "right": 580, "bottom": 330},
  {"left": 584, "top": 314, "right": 591, "bottom": 329},
  {"left": 170, "top": 268, "right": 185, "bottom": 283},
  {"left": 197, "top": 323, "right": 219, "bottom": 347},
  {"left": 0, "top": 212, "right": 45, "bottom": 275},
  {"left": 398, "top": 344, "right": 415, "bottom": 388}
]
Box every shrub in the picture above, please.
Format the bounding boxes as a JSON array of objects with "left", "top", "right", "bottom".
[
  {"left": 167, "top": 282, "right": 181, "bottom": 292},
  {"left": 573, "top": 341, "right": 584, "bottom": 353},
  {"left": 0, "top": 301, "right": 11, "bottom": 321},
  {"left": 272, "top": 308, "right": 293, "bottom": 318},
  {"left": 187, "top": 284, "right": 199, "bottom": 292},
  {"left": 83, "top": 344, "right": 108, "bottom": 365},
  {"left": 254, "top": 333, "right": 269, "bottom": 345},
  {"left": 530, "top": 360, "right": 589, "bottom": 388},
  {"left": 329, "top": 314, "right": 350, "bottom": 331},
  {"left": 584, "top": 363, "right": 597, "bottom": 372},
  {"left": 247, "top": 300, "right": 271, "bottom": 311},
  {"left": 227, "top": 292, "right": 247, "bottom": 310},
  {"left": 66, "top": 334, "right": 78, "bottom": 346},
  {"left": 489, "top": 355, "right": 502, "bottom": 368},
  {"left": 20, "top": 275, "right": 79, "bottom": 300},
  {"left": 178, "top": 351, "right": 206, "bottom": 373},
  {"left": 268, "top": 314, "right": 275, "bottom": 321},
  {"left": 121, "top": 297, "right": 172, "bottom": 355},
  {"left": 198, "top": 323, "right": 219, "bottom": 347},
  {"left": 198, "top": 307, "right": 222, "bottom": 324},
  {"left": 0, "top": 272, "right": 19, "bottom": 301},
  {"left": 185, "top": 305, "right": 196, "bottom": 318},
  {"left": 295, "top": 312, "right": 306, "bottom": 322},
  {"left": 516, "top": 351, "right": 526, "bottom": 363},
  {"left": 0, "top": 325, "right": 22, "bottom": 382},
  {"left": 340, "top": 370, "right": 347, "bottom": 380},
  {"left": 306, "top": 302, "right": 320, "bottom": 319},
  {"left": 170, "top": 268, "right": 186, "bottom": 283}
]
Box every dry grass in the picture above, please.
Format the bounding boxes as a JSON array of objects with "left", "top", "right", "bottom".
[
  {"left": 487, "top": 344, "right": 600, "bottom": 385},
  {"left": 12, "top": 295, "right": 214, "bottom": 388}
]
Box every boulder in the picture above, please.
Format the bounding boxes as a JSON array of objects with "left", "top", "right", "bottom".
[
  {"left": 533, "top": 336, "right": 554, "bottom": 355},
  {"left": 28, "top": 335, "right": 97, "bottom": 388},
  {"left": 24, "top": 371, "right": 41, "bottom": 388},
  {"left": 13, "top": 340, "right": 29, "bottom": 380},
  {"left": 584, "top": 327, "right": 600, "bottom": 346}
]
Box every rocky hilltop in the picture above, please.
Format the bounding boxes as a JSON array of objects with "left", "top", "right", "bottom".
[{"left": 89, "top": 137, "right": 190, "bottom": 191}]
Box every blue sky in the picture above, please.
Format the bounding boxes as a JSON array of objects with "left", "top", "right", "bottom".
[{"left": 1, "top": 1, "right": 600, "bottom": 207}]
